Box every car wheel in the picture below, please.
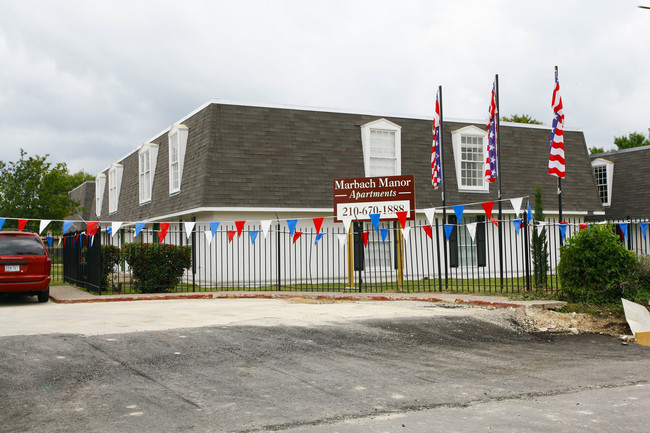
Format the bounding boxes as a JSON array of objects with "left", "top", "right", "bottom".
[{"left": 37, "top": 287, "right": 50, "bottom": 303}]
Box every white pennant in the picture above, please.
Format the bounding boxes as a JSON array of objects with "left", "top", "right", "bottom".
[
  {"left": 260, "top": 220, "right": 272, "bottom": 238},
  {"left": 466, "top": 222, "right": 477, "bottom": 242},
  {"left": 205, "top": 230, "right": 213, "bottom": 245},
  {"left": 423, "top": 208, "right": 436, "bottom": 226},
  {"left": 510, "top": 197, "right": 523, "bottom": 217},
  {"left": 340, "top": 216, "right": 353, "bottom": 234},
  {"left": 57, "top": 237, "right": 62, "bottom": 247},
  {"left": 39, "top": 219, "right": 51, "bottom": 234},
  {"left": 401, "top": 226, "right": 411, "bottom": 242},
  {"left": 184, "top": 222, "right": 196, "bottom": 240},
  {"left": 111, "top": 222, "right": 123, "bottom": 237},
  {"left": 337, "top": 234, "right": 348, "bottom": 249}
]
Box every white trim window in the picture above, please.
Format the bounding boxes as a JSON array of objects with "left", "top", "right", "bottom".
[
  {"left": 138, "top": 143, "right": 159, "bottom": 204},
  {"left": 591, "top": 158, "right": 614, "bottom": 207},
  {"left": 168, "top": 123, "right": 189, "bottom": 195},
  {"left": 451, "top": 125, "right": 489, "bottom": 192},
  {"left": 360, "top": 119, "right": 401, "bottom": 177},
  {"left": 95, "top": 173, "right": 106, "bottom": 217},
  {"left": 108, "top": 164, "right": 123, "bottom": 214}
]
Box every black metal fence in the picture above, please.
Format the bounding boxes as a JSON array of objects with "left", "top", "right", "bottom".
[{"left": 49, "top": 216, "right": 650, "bottom": 295}]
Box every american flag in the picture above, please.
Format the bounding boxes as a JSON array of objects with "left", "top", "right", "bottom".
[
  {"left": 484, "top": 81, "right": 498, "bottom": 183},
  {"left": 548, "top": 72, "right": 565, "bottom": 178},
  {"left": 431, "top": 91, "right": 442, "bottom": 189}
]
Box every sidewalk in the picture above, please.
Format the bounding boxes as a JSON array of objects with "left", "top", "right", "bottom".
[{"left": 50, "top": 285, "right": 566, "bottom": 310}]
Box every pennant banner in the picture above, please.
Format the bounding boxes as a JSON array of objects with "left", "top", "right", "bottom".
[
  {"left": 292, "top": 231, "right": 303, "bottom": 244},
  {"left": 423, "top": 208, "right": 436, "bottom": 226},
  {"left": 444, "top": 224, "right": 454, "bottom": 241},
  {"left": 396, "top": 211, "right": 408, "bottom": 229},
  {"left": 401, "top": 226, "right": 411, "bottom": 242},
  {"left": 250, "top": 230, "right": 259, "bottom": 245},
  {"left": 287, "top": 219, "right": 298, "bottom": 237},
  {"left": 134, "top": 222, "right": 146, "bottom": 237},
  {"left": 210, "top": 221, "right": 221, "bottom": 237},
  {"left": 227, "top": 230, "right": 236, "bottom": 243},
  {"left": 0, "top": 218, "right": 5, "bottom": 230},
  {"left": 481, "top": 201, "right": 494, "bottom": 221},
  {"left": 39, "top": 219, "right": 52, "bottom": 234},
  {"left": 260, "top": 220, "right": 272, "bottom": 238},
  {"left": 619, "top": 222, "right": 628, "bottom": 240},
  {"left": 314, "top": 232, "right": 325, "bottom": 245},
  {"left": 340, "top": 216, "right": 353, "bottom": 234},
  {"left": 111, "top": 222, "right": 123, "bottom": 237},
  {"left": 159, "top": 222, "right": 170, "bottom": 242},
  {"left": 559, "top": 223, "right": 568, "bottom": 242},
  {"left": 369, "top": 213, "right": 381, "bottom": 232},
  {"left": 466, "top": 222, "right": 477, "bottom": 242},
  {"left": 337, "top": 234, "right": 348, "bottom": 249},
  {"left": 640, "top": 222, "right": 647, "bottom": 239},
  {"left": 63, "top": 221, "right": 74, "bottom": 235},
  {"left": 18, "top": 219, "right": 27, "bottom": 232},
  {"left": 235, "top": 220, "right": 246, "bottom": 237},
  {"left": 510, "top": 197, "right": 523, "bottom": 217},
  {"left": 527, "top": 203, "right": 533, "bottom": 224},
  {"left": 313, "top": 217, "right": 324, "bottom": 235},
  {"left": 422, "top": 225, "right": 433, "bottom": 240},
  {"left": 452, "top": 205, "right": 465, "bottom": 225},
  {"left": 513, "top": 219, "right": 522, "bottom": 235},
  {"left": 380, "top": 228, "right": 389, "bottom": 244},
  {"left": 205, "top": 230, "right": 213, "bottom": 245},
  {"left": 361, "top": 232, "right": 368, "bottom": 248},
  {"left": 184, "top": 222, "right": 195, "bottom": 240}
]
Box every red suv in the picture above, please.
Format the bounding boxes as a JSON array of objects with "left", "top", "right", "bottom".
[{"left": 0, "top": 231, "right": 52, "bottom": 302}]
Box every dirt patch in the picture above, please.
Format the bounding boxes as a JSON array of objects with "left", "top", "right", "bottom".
[
  {"left": 515, "top": 308, "right": 630, "bottom": 336},
  {"left": 284, "top": 296, "right": 357, "bottom": 304}
]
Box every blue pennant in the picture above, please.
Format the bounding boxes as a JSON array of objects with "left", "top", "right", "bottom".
[
  {"left": 46, "top": 236, "right": 53, "bottom": 247},
  {"left": 369, "top": 213, "right": 381, "bottom": 232},
  {"left": 513, "top": 219, "right": 522, "bottom": 235},
  {"left": 380, "top": 228, "right": 389, "bottom": 244},
  {"left": 444, "top": 224, "right": 454, "bottom": 241},
  {"left": 314, "top": 233, "right": 325, "bottom": 245},
  {"left": 640, "top": 222, "right": 647, "bottom": 239},
  {"left": 527, "top": 203, "right": 533, "bottom": 224},
  {"left": 63, "top": 220, "right": 74, "bottom": 235},
  {"left": 135, "top": 222, "right": 146, "bottom": 237},
  {"left": 619, "top": 222, "right": 628, "bottom": 239},
  {"left": 559, "top": 223, "right": 567, "bottom": 242},
  {"left": 210, "top": 222, "right": 221, "bottom": 237},
  {"left": 250, "top": 230, "right": 259, "bottom": 245},
  {"left": 452, "top": 205, "right": 465, "bottom": 225},
  {"left": 287, "top": 219, "right": 298, "bottom": 237}
]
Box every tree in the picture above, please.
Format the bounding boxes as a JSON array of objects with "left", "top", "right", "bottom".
[
  {"left": 502, "top": 114, "right": 543, "bottom": 125},
  {"left": 531, "top": 185, "right": 549, "bottom": 290},
  {"left": 0, "top": 149, "right": 92, "bottom": 232},
  {"left": 613, "top": 131, "right": 650, "bottom": 150},
  {"left": 589, "top": 147, "right": 605, "bottom": 155}
]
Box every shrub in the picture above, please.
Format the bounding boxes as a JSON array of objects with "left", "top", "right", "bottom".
[
  {"left": 122, "top": 243, "right": 192, "bottom": 293},
  {"left": 558, "top": 223, "right": 638, "bottom": 303},
  {"left": 101, "top": 245, "right": 121, "bottom": 290}
]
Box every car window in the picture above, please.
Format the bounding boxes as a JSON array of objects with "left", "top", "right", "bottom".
[{"left": 0, "top": 236, "right": 46, "bottom": 255}]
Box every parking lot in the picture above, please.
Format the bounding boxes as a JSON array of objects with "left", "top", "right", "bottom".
[{"left": 1, "top": 296, "right": 648, "bottom": 432}]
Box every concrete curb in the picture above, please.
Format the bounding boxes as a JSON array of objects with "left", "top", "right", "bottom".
[{"left": 49, "top": 286, "right": 566, "bottom": 310}]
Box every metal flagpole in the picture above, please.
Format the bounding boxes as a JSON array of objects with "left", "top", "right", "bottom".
[
  {"left": 439, "top": 85, "right": 448, "bottom": 291},
  {"left": 495, "top": 74, "right": 504, "bottom": 290}
]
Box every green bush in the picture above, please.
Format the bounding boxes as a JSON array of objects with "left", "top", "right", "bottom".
[
  {"left": 122, "top": 243, "right": 192, "bottom": 293},
  {"left": 101, "top": 245, "right": 121, "bottom": 290},
  {"left": 558, "top": 224, "right": 639, "bottom": 303}
]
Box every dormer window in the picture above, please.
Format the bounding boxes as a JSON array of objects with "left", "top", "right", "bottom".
[
  {"left": 138, "top": 143, "right": 159, "bottom": 204},
  {"left": 591, "top": 158, "right": 614, "bottom": 207},
  {"left": 360, "top": 119, "right": 401, "bottom": 177},
  {"left": 451, "top": 125, "right": 489, "bottom": 192},
  {"left": 95, "top": 173, "right": 106, "bottom": 217},
  {"left": 108, "top": 163, "right": 123, "bottom": 214},
  {"left": 168, "top": 124, "right": 188, "bottom": 195}
]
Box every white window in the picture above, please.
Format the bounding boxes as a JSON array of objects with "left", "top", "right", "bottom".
[
  {"left": 591, "top": 158, "right": 614, "bottom": 207},
  {"left": 138, "top": 143, "right": 159, "bottom": 204},
  {"left": 95, "top": 173, "right": 106, "bottom": 217},
  {"left": 108, "top": 164, "right": 123, "bottom": 214},
  {"left": 168, "top": 124, "right": 188, "bottom": 195},
  {"left": 360, "top": 119, "right": 401, "bottom": 177},
  {"left": 451, "top": 126, "right": 489, "bottom": 192}
]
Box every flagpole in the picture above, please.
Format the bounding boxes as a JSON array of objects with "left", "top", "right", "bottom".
[
  {"left": 439, "top": 85, "right": 448, "bottom": 291},
  {"left": 495, "top": 74, "right": 504, "bottom": 289},
  {"left": 555, "top": 66, "right": 564, "bottom": 245}
]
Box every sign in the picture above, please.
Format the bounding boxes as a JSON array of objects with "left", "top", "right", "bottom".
[{"left": 333, "top": 175, "right": 415, "bottom": 223}]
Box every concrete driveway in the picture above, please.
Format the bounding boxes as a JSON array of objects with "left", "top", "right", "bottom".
[{"left": 0, "top": 296, "right": 648, "bottom": 433}]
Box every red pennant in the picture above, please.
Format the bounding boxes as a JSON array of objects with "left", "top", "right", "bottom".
[
  {"left": 292, "top": 231, "right": 303, "bottom": 244},
  {"left": 579, "top": 223, "right": 588, "bottom": 230},
  {"left": 481, "top": 201, "right": 494, "bottom": 220},
  {"left": 313, "top": 217, "right": 324, "bottom": 234},
  {"left": 491, "top": 218, "right": 499, "bottom": 227},
  {"left": 395, "top": 211, "right": 408, "bottom": 229},
  {"left": 361, "top": 232, "right": 369, "bottom": 247},
  {"left": 422, "top": 225, "right": 433, "bottom": 239},
  {"left": 87, "top": 221, "right": 98, "bottom": 237},
  {"left": 18, "top": 219, "right": 28, "bottom": 232},
  {"left": 235, "top": 220, "right": 246, "bottom": 237},
  {"left": 159, "top": 222, "right": 170, "bottom": 241},
  {"left": 227, "top": 230, "right": 237, "bottom": 243},
  {"left": 75, "top": 233, "right": 80, "bottom": 244},
  {"left": 63, "top": 237, "right": 67, "bottom": 247}
]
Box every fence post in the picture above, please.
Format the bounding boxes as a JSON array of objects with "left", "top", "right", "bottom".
[{"left": 192, "top": 216, "right": 196, "bottom": 292}]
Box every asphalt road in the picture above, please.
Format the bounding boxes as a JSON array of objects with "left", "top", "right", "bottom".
[{"left": 0, "top": 296, "right": 648, "bottom": 433}]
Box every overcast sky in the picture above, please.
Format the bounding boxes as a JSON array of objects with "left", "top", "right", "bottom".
[{"left": 1, "top": 0, "right": 648, "bottom": 175}]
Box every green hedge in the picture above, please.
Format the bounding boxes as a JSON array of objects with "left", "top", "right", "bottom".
[
  {"left": 101, "top": 245, "right": 121, "bottom": 290},
  {"left": 122, "top": 243, "right": 192, "bottom": 293},
  {"left": 558, "top": 224, "right": 641, "bottom": 304}
]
